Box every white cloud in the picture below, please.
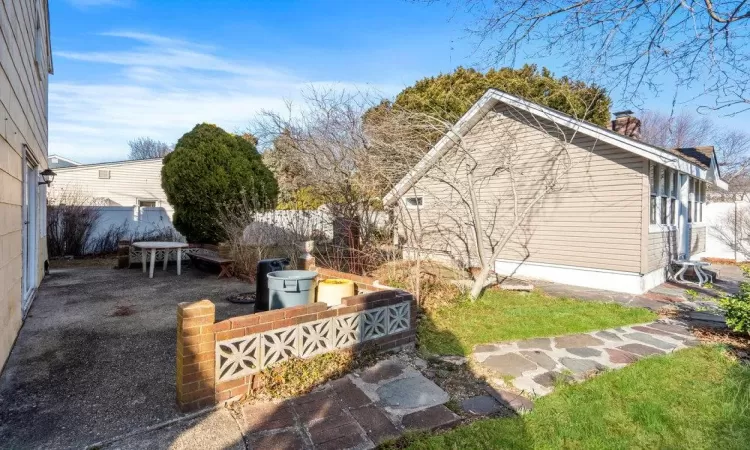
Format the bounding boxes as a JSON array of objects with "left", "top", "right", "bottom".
[{"left": 50, "top": 31, "right": 401, "bottom": 163}]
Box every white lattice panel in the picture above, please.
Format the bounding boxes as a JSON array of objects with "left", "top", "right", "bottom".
[
  {"left": 333, "top": 313, "right": 362, "bottom": 348},
  {"left": 362, "top": 307, "right": 388, "bottom": 341},
  {"left": 299, "top": 319, "right": 333, "bottom": 358},
  {"left": 261, "top": 326, "right": 299, "bottom": 367},
  {"left": 216, "top": 334, "right": 261, "bottom": 382},
  {"left": 214, "top": 301, "right": 412, "bottom": 383},
  {"left": 388, "top": 302, "right": 410, "bottom": 334}
]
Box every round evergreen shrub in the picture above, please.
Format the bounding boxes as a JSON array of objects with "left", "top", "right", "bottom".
[{"left": 162, "top": 123, "right": 278, "bottom": 243}]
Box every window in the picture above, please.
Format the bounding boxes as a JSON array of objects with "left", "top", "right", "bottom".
[
  {"left": 404, "top": 197, "right": 423, "bottom": 208},
  {"left": 649, "top": 163, "right": 675, "bottom": 227},
  {"left": 669, "top": 170, "right": 678, "bottom": 225},
  {"left": 688, "top": 178, "right": 694, "bottom": 223},
  {"left": 98, "top": 169, "right": 111, "bottom": 179},
  {"left": 138, "top": 200, "right": 157, "bottom": 208},
  {"left": 649, "top": 163, "right": 657, "bottom": 224},
  {"left": 659, "top": 167, "right": 668, "bottom": 225},
  {"left": 696, "top": 180, "right": 705, "bottom": 223}
]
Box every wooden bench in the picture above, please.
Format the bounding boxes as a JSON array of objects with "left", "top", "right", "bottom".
[{"left": 187, "top": 253, "right": 234, "bottom": 279}]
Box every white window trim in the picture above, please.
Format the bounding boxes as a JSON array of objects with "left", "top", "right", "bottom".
[{"left": 649, "top": 223, "right": 678, "bottom": 233}]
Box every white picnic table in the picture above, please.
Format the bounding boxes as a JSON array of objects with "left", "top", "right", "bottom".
[{"left": 132, "top": 241, "right": 189, "bottom": 278}]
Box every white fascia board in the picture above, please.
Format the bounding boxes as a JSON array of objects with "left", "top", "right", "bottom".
[
  {"left": 382, "top": 89, "right": 727, "bottom": 206},
  {"left": 53, "top": 158, "right": 163, "bottom": 173}
]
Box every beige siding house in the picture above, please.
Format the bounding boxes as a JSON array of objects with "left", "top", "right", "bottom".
[
  {"left": 0, "top": 0, "right": 53, "bottom": 370},
  {"left": 383, "top": 89, "right": 726, "bottom": 294},
  {"left": 49, "top": 158, "right": 174, "bottom": 217}
]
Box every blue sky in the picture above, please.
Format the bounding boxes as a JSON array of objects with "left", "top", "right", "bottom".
[{"left": 50, "top": 0, "right": 745, "bottom": 163}]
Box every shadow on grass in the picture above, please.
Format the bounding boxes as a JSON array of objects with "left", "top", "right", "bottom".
[{"left": 384, "top": 344, "right": 750, "bottom": 450}]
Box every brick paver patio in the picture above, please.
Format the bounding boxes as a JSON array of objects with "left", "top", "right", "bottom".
[
  {"left": 239, "top": 361, "right": 460, "bottom": 449},
  {"left": 474, "top": 319, "right": 699, "bottom": 396}
]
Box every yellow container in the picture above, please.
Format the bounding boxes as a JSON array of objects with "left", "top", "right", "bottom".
[{"left": 316, "top": 278, "right": 355, "bottom": 307}]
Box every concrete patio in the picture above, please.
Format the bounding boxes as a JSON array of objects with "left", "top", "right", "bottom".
[
  {"left": 0, "top": 264, "right": 254, "bottom": 449},
  {"left": 529, "top": 263, "right": 744, "bottom": 315}
]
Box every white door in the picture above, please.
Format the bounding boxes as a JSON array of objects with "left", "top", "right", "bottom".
[{"left": 22, "top": 160, "right": 38, "bottom": 313}]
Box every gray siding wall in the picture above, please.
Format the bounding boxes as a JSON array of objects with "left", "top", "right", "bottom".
[
  {"left": 645, "top": 226, "right": 707, "bottom": 273},
  {"left": 647, "top": 230, "right": 678, "bottom": 273},
  {"left": 690, "top": 226, "right": 706, "bottom": 254},
  {"left": 398, "top": 104, "right": 645, "bottom": 273}
]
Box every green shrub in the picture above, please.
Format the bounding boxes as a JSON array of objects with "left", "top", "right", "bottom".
[
  {"left": 719, "top": 282, "right": 750, "bottom": 335},
  {"left": 162, "top": 124, "right": 278, "bottom": 243}
]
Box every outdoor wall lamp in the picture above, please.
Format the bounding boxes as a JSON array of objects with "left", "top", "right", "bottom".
[{"left": 39, "top": 168, "right": 56, "bottom": 186}]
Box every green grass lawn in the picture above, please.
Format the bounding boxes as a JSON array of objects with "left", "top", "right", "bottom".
[
  {"left": 418, "top": 290, "right": 657, "bottom": 355},
  {"left": 384, "top": 346, "right": 750, "bottom": 449}
]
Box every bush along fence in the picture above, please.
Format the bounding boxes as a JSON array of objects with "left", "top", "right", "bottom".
[{"left": 175, "top": 268, "right": 417, "bottom": 412}]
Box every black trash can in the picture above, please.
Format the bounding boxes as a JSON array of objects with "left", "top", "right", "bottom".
[{"left": 255, "top": 258, "right": 289, "bottom": 311}]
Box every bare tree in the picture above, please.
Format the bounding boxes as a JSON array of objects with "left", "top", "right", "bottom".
[
  {"left": 434, "top": 0, "right": 750, "bottom": 113},
  {"left": 254, "top": 89, "right": 397, "bottom": 275},
  {"left": 715, "top": 129, "right": 750, "bottom": 199},
  {"left": 640, "top": 109, "right": 750, "bottom": 199},
  {"left": 255, "top": 87, "right": 604, "bottom": 300},
  {"left": 379, "top": 105, "right": 597, "bottom": 299},
  {"left": 640, "top": 110, "right": 715, "bottom": 149},
  {"left": 127, "top": 137, "right": 173, "bottom": 160},
  {"left": 47, "top": 188, "right": 102, "bottom": 258}
]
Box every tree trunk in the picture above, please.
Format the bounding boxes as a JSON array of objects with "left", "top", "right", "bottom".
[{"left": 469, "top": 264, "right": 493, "bottom": 299}]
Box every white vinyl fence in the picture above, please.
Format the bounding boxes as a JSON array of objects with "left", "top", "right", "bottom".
[
  {"left": 86, "top": 206, "right": 182, "bottom": 253},
  {"left": 249, "top": 209, "right": 390, "bottom": 243},
  {"left": 704, "top": 201, "right": 749, "bottom": 262}
]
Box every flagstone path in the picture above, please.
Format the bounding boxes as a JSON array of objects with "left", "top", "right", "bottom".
[
  {"left": 473, "top": 319, "right": 699, "bottom": 397},
  {"left": 239, "top": 360, "right": 462, "bottom": 449}
]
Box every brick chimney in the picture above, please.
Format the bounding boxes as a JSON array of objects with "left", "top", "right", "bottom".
[{"left": 607, "top": 110, "right": 641, "bottom": 140}]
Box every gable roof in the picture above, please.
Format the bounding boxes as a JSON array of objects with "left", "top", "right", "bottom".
[
  {"left": 670, "top": 146, "right": 714, "bottom": 170},
  {"left": 49, "top": 154, "right": 81, "bottom": 168},
  {"left": 383, "top": 89, "right": 728, "bottom": 206},
  {"left": 53, "top": 157, "right": 163, "bottom": 172}
]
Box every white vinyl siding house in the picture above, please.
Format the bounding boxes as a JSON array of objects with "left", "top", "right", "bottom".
[
  {"left": 384, "top": 89, "right": 726, "bottom": 295},
  {"left": 0, "top": 0, "right": 53, "bottom": 371},
  {"left": 49, "top": 158, "right": 174, "bottom": 218}
]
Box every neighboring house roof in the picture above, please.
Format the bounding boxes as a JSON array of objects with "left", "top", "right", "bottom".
[
  {"left": 52, "top": 157, "right": 162, "bottom": 171},
  {"left": 49, "top": 154, "right": 81, "bottom": 169},
  {"left": 670, "top": 146, "right": 714, "bottom": 171},
  {"left": 383, "top": 89, "right": 728, "bottom": 206}
]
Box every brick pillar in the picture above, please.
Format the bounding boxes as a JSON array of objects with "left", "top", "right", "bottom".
[
  {"left": 299, "top": 240, "right": 316, "bottom": 270},
  {"left": 299, "top": 255, "right": 316, "bottom": 270},
  {"left": 117, "top": 240, "right": 130, "bottom": 269},
  {"left": 176, "top": 300, "right": 216, "bottom": 412}
]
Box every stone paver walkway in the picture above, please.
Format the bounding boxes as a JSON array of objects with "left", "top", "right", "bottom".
[
  {"left": 474, "top": 319, "right": 698, "bottom": 397},
  {"left": 239, "top": 360, "right": 459, "bottom": 449}
]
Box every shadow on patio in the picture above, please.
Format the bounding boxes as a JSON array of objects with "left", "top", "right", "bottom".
[{"left": 0, "top": 263, "right": 254, "bottom": 449}]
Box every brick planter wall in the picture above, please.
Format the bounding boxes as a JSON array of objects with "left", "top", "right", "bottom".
[{"left": 175, "top": 270, "right": 416, "bottom": 412}]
